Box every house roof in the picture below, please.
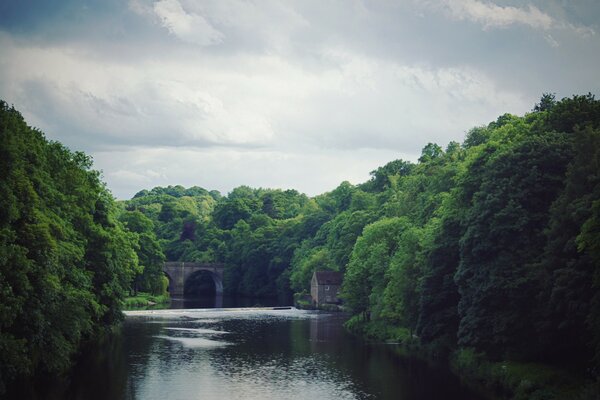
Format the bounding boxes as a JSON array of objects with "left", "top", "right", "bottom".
[{"left": 313, "top": 271, "right": 343, "bottom": 285}]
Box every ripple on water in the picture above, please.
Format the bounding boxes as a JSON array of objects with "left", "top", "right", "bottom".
[
  {"left": 164, "top": 327, "right": 229, "bottom": 335},
  {"left": 130, "top": 308, "right": 370, "bottom": 399},
  {"left": 205, "top": 355, "right": 372, "bottom": 400},
  {"left": 154, "top": 335, "right": 231, "bottom": 349}
]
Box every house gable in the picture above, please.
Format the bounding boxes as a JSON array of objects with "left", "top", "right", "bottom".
[{"left": 311, "top": 271, "right": 343, "bottom": 306}]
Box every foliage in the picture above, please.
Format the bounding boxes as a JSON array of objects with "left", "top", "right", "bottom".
[
  {"left": 451, "top": 348, "right": 585, "bottom": 400},
  {"left": 122, "top": 292, "right": 170, "bottom": 309},
  {"left": 455, "top": 131, "right": 574, "bottom": 359},
  {"left": 335, "top": 94, "right": 600, "bottom": 397},
  {"left": 341, "top": 217, "right": 409, "bottom": 319},
  {"left": 0, "top": 102, "right": 140, "bottom": 391},
  {"left": 118, "top": 210, "right": 165, "bottom": 295}
]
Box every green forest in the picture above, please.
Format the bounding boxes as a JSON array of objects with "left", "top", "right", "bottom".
[{"left": 1, "top": 93, "right": 600, "bottom": 397}]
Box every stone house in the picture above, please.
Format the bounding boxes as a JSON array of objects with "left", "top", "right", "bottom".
[{"left": 310, "top": 271, "right": 343, "bottom": 307}]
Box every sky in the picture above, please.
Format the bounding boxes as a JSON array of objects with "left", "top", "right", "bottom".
[{"left": 1, "top": 0, "right": 599, "bottom": 199}]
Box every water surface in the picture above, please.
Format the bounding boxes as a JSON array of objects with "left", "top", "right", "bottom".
[{"left": 10, "top": 307, "right": 484, "bottom": 399}]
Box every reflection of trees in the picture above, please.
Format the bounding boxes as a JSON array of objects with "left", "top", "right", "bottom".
[
  {"left": 26, "top": 314, "right": 483, "bottom": 399},
  {"left": 65, "top": 328, "right": 130, "bottom": 400}
]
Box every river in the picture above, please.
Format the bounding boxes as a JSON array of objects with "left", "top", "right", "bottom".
[{"left": 10, "top": 299, "right": 484, "bottom": 400}]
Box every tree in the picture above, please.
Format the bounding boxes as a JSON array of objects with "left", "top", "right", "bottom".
[
  {"left": 417, "top": 214, "right": 462, "bottom": 350},
  {"left": 342, "top": 218, "right": 407, "bottom": 319},
  {"left": 119, "top": 210, "right": 165, "bottom": 295},
  {"left": 533, "top": 92, "right": 556, "bottom": 112},
  {"left": 455, "top": 131, "right": 573, "bottom": 359},
  {"left": 0, "top": 101, "right": 139, "bottom": 391},
  {"left": 363, "top": 159, "right": 414, "bottom": 192},
  {"left": 289, "top": 247, "right": 335, "bottom": 292},
  {"left": 538, "top": 126, "right": 600, "bottom": 364}
]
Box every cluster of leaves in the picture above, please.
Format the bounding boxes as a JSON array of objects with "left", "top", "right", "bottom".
[
  {"left": 117, "top": 210, "right": 165, "bottom": 296},
  {"left": 0, "top": 102, "right": 144, "bottom": 391}
]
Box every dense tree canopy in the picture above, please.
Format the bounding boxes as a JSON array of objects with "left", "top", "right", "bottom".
[
  {"left": 0, "top": 102, "right": 143, "bottom": 391},
  {"left": 335, "top": 94, "right": 600, "bottom": 377}
]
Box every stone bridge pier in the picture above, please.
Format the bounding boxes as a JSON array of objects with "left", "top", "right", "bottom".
[{"left": 163, "top": 262, "right": 225, "bottom": 297}]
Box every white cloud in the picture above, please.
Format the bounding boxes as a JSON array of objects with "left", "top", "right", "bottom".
[
  {"left": 0, "top": 30, "right": 531, "bottom": 199},
  {"left": 430, "top": 0, "right": 595, "bottom": 38},
  {"left": 545, "top": 34, "right": 559, "bottom": 48},
  {"left": 567, "top": 23, "right": 596, "bottom": 38},
  {"left": 0, "top": 33, "right": 525, "bottom": 155},
  {"left": 0, "top": 34, "right": 276, "bottom": 148},
  {"left": 93, "top": 146, "right": 410, "bottom": 198},
  {"left": 441, "top": 0, "right": 553, "bottom": 30},
  {"left": 153, "top": 0, "right": 224, "bottom": 45},
  {"left": 280, "top": 48, "right": 527, "bottom": 150},
  {"left": 2, "top": 1, "right": 598, "bottom": 198}
]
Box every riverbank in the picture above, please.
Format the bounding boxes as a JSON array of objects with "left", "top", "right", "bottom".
[
  {"left": 344, "top": 317, "right": 599, "bottom": 400},
  {"left": 450, "top": 348, "right": 596, "bottom": 400}
]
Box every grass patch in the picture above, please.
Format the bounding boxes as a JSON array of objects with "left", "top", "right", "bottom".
[
  {"left": 295, "top": 299, "right": 314, "bottom": 310},
  {"left": 318, "top": 303, "right": 342, "bottom": 312},
  {"left": 293, "top": 291, "right": 315, "bottom": 309},
  {"left": 344, "top": 315, "right": 414, "bottom": 344},
  {"left": 123, "top": 292, "right": 170, "bottom": 310}
]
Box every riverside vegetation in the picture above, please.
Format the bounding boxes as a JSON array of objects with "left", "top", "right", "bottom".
[{"left": 1, "top": 94, "right": 599, "bottom": 398}]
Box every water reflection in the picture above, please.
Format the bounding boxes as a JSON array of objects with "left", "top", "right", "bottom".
[
  {"left": 125, "top": 310, "right": 371, "bottom": 400},
  {"left": 121, "top": 309, "right": 482, "bottom": 400},
  {"left": 7, "top": 308, "right": 484, "bottom": 400}
]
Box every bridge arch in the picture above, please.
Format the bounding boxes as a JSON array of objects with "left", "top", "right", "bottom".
[
  {"left": 162, "top": 262, "right": 225, "bottom": 297},
  {"left": 184, "top": 269, "right": 224, "bottom": 296}
]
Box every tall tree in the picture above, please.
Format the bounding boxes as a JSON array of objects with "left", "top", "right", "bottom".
[{"left": 455, "top": 131, "right": 573, "bottom": 359}]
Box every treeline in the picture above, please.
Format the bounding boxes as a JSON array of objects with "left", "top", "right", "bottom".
[
  {"left": 124, "top": 94, "right": 600, "bottom": 392},
  {"left": 124, "top": 179, "right": 384, "bottom": 298},
  {"left": 123, "top": 184, "right": 316, "bottom": 296},
  {"left": 0, "top": 101, "right": 165, "bottom": 392}
]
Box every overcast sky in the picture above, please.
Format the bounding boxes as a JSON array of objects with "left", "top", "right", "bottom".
[{"left": 1, "top": 0, "right": 599, "bottom": 199}]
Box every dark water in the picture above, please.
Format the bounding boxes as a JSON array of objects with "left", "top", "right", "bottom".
[{"left": 11, "top": 303, "right": 484, "bottom": 400}]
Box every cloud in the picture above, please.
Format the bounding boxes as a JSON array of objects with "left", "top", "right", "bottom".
[
  {"left": 545, "top": 34, "right": 559, "bottom": 48},
  {"left": 0, "top": 31, "right": 526, "bottom": 156},
  {"left": 138, "top": 0, "right": 224, "bottom": 45},
  {"left": 1, "top": 1, "right": 598, "bottom": 198},
  {"left": 95, "top": 146, "right": 410, "bottom": 198},
  {"left": 430, "top": 0, "right": 595, "bottom": 37},
  {"left": 278, "top": 48, "right": 527, "bottom": 151},
  {"left": 441, "top": 0, "right": 553, "bottom": 30},
  {"left": 0, "top": 34, "right": 276, "bottom": 149}
]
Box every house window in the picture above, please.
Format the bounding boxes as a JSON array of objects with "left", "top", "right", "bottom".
[{"left": 325, "top": 285, "right": 330, "bottom": 291}]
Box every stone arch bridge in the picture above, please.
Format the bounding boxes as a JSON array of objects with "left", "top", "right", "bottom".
[{"left": 163, "top": 262, "right": 225, "bottom": 296}]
